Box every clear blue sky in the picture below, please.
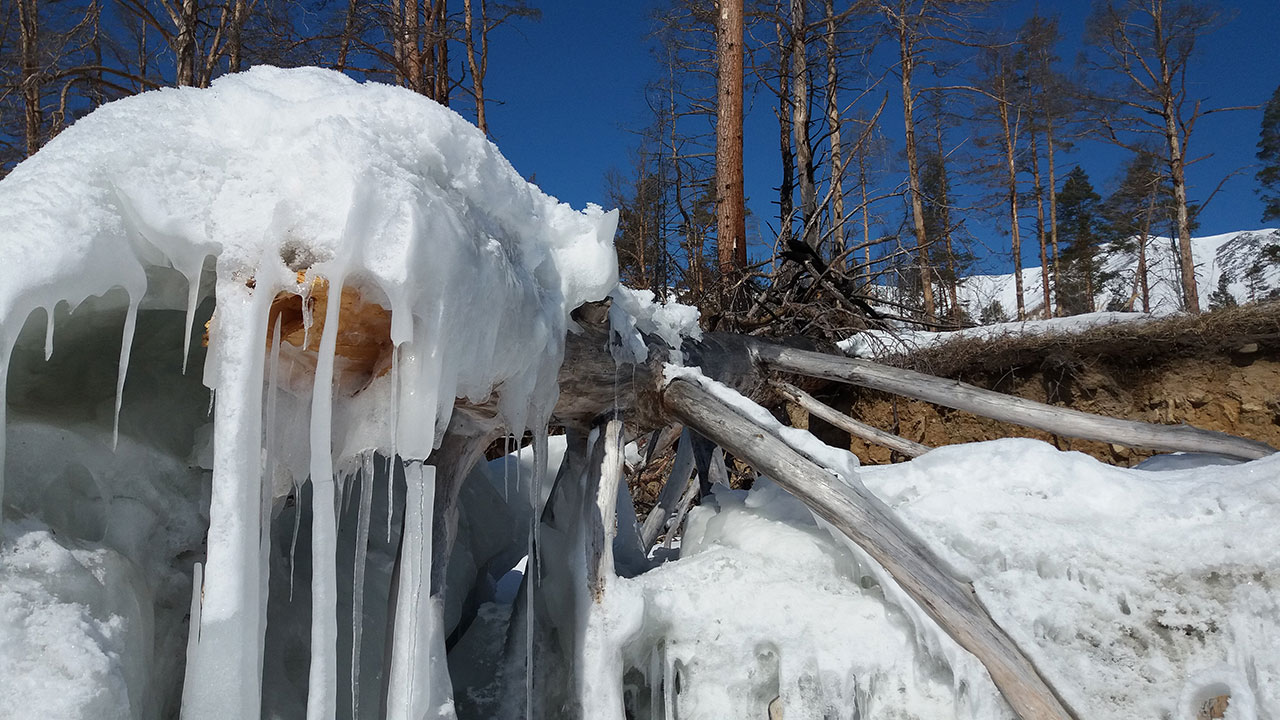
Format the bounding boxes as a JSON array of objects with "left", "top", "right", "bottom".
[{"left": 481, "top": 0, "right": 1280, "bottom": 272}]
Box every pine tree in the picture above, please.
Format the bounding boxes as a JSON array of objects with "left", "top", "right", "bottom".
[
  {"left": 1208, "top": 272, "right": 1237, "bottom": 310},
  {"left": 1056, "top": 167, "right": 1104, "bottom": 315},
  {"left": 1259, "top": 83, "right": 1280, "bottom": 222}
]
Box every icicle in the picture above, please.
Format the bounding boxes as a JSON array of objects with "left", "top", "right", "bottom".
[
  {"left": 0, "top": 338, "right": 10, "bottom": 529},
  {"left": 387, "top": 345, "right": 399, "bottom": 544},
  {"left": 112, "top": 294, "right": 140, "bottom": 450},
  {"left": 44, "top": 305, "right": 55, "bottom": 360},
  {"left": 180, "top": 258, "right": 205, "bottom": 375},
  {"left": 260, "top": 320, "right": 282, "bottom": 684},
  {"left": 386, "top": 460, "right": 444, "bottom": 720},
  {"left": 180, "top": 278, "right": 271, "bottom": 720},
  {"left": 179, "top": 562, "right": 204, "bottom": 718},
  {"left": 289, "top": 479, "right": 303, "bottom": 602},
  {"left": 351, "top": 451, "right": 376, "bottom": 720},
  {"left": 306, "top": 274, "right": 346, "bottom": 720}
]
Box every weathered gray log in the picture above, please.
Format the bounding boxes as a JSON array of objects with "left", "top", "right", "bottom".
[
  {"left": 663, "top": 377, "right": 1078, "bottom": 720},
  {"left": 640, "top": 428, "right": 697, "bottom": 549},
  {"left": 753, "top": 342, "right": 1276, "bottom": 460},
  {"left": 772, "top": 379, "right": 932, "bottom": 458}
]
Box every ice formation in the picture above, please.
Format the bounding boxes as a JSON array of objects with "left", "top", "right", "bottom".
[
  {"left": 2, "top": 65, "right": 1278, "bottom": 720},
  {"left": 0, "top": 66, "right": 616, "bottom": 720}
]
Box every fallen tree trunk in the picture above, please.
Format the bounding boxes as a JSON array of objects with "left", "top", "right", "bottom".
[
  {"left": 662, "top": 376, "right": 1079, "bottom": 720},
  {"left": 771, "top": 379, "right": 932, "bottom": 458},
  {"left": 750, "top": 342, "right": 1276, "bottom": 460}
]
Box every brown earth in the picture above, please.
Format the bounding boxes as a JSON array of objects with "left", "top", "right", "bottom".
[{"left": 804, "top": 304, "right": 1280, "bottom": 467}]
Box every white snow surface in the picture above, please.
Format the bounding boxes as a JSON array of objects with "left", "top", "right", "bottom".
[
  {"left": 955, "top": 228, "right": 1280, "bottom": 319},
  {"left": 608, "top": 438, "right": 1280, "bottom": 719},
  {"left": 840, "top": 310, "right": 1154, "bottom": 358}
]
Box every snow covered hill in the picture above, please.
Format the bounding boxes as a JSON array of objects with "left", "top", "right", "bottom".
[{"left": 956, "top": 228, "right": 1280, "bottom": 319}]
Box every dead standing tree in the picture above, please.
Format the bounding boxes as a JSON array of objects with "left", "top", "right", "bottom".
[{"left": 1084, "top": 0, "right": 1255, "bottom": 314}]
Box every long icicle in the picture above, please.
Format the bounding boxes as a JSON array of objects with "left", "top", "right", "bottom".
[
  {"left": 260, "top": 319, "right": 283, "bottom": 685},
  {"left": 351, "top": 451, "right": 376, "bottom": 720},
  {"left": 180, "top": 278, "right": 271, "bottom": 720},
  {"left": 112, "top": 294, "right": 141, "bottom": 450},
  {"left": 306, "top": 274, "right": 346, "bottom": 720}
]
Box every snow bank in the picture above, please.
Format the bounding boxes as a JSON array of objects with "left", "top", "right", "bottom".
[{"left": 600, "top": 440, "right": 1280, "bottom": 719}]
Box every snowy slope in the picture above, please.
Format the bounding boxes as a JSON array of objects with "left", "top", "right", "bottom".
[{"left": 956, "top": 228, "right": 1280, "bottom": 318}]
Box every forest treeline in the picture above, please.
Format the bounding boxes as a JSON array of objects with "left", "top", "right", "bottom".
[{"left": 3, "top": 0, "right": 1280, "bottom": 340}]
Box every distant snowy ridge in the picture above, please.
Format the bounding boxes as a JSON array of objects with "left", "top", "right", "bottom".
[{"left": 956, "top": 228, "right": 1280, "bottom": 318}]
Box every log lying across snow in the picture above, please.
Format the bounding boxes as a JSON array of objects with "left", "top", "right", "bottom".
[
  {"left": 748, "top": 340, "right": 1277, "bottom": 461},
  {"left": 661, "top": 376, "right": 1079, "bottom": 720}
]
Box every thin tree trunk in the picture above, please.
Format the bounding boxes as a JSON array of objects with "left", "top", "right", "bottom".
[
  {"left": 776, "top": 7, "right": 795, "bottom": 248},
  {"left": 858, "top": 135, "right": 872, "bottom": 281},
  {"left": 715, "top": 0, "right": 747, "bottom": 275},
  {"left": 338, "top": 0, "right": 360, "bottom": 69},
  {"left": 1139, "top": 189, "right": 1154, "bottom": 313},
  {"left": 463, "top": 0, "right": 487, "bottom": 133},
  {"left": 791, "top": 0, "right": 817, "bottom": 251},
  {"left": 823, "top": 0, "right": 844, "bottom": 256},
  {"left": 996, "top": 72, "right": 1024, "bottom": 320},
  {"left": 17, "top": 0, "right": 42, "bottom": 157},
  {"left": 1045, "top": 118, "right": 1062, "bottom": 316},
  {"left": 931, "top": 108, "right": 959, "bottom": 316},
  {"left": 432, "top": 0, "right": 448, "bottom": 105},
  {"left": 1030, "top": 128, "right": 1051, "bottom": 317},
  {"left": 175, "top": 0, "right": 198, "bottom": 86},
  {"left": 895, "top": 18, "right": 935, "bottom": 322}
]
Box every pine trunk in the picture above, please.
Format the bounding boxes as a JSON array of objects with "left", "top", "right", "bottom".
[{"left": 715, "top": 0, "right": 747, "bottom": 274}]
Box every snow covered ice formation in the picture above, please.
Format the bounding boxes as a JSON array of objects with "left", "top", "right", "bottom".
[
  {"left": 0, "top": 66, "right": 617, "bottom": 720},
  {"left": 2, "top": 66, "right": 1279, "bottom": 720}
]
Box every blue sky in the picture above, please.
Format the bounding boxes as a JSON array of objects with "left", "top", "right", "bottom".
[{"left": 479, "top": 0, "right": 1280, "bottom": 273}]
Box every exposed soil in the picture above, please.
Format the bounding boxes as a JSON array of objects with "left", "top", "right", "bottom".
[{"left": 806, "top": 304, "right": 1280, "bottom": 467}]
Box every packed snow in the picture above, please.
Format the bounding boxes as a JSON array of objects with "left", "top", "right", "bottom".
[{"left": 1, "top": 66, "right": 1278, "bottom": 720}]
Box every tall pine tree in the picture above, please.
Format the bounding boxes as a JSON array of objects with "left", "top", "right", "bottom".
[
  {"left": 1056, "top": 167, "right": 1104, "bottom": 315},
  {"left": 1259, "top": 83, "right": 1280, "bottom": 222}
]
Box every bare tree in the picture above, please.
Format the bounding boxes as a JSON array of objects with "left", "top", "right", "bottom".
[{"left": 1085, "top": 0, "right": 1247, "bottom": 314}]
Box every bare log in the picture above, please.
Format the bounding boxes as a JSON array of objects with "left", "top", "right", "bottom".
[
  {"left": 753, "top": 342, "right": 1276, "bottom": 460},
  {"left": 772, "top": 379, "right": 932, "bottom": 458},
  {"left": 640, "top": 429, "right": 697, "bottom": 549},
  {"left": 662, "top": 376, "right": 1078, "bottom": 720}
]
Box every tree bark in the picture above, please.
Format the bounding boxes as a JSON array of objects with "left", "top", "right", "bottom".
[
  {"left": 772, "top": 380, "right": 931, "bottom": 457},
  {"left": 1030, "top": 128, "right": 1051, "bottom": 317},
  {"left": 715, "top": 0, "right": 747, "bottom": 274},
  {"left": 17, "top": 0, "right": 43, "bottom": 157},
  {"left": 791, "top": 0, "right": 817, "bottom": 251},
  {"left": 823, "top": 0, "right": 845, "bottom": 255}
]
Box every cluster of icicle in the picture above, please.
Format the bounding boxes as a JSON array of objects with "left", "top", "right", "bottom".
[{"left": 0, "top": 67, "right": 618, "bottom": 719}]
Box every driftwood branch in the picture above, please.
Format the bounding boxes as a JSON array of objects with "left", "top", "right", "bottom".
[
  {"left": 772, "top": 379, "right": 932, "bottom": 458},
  {"left": 662, "top": 376, "right": 1078, "bottom": 720},
  {"left": 752, "top": 342, "right": 1276, "bottom": 460}
]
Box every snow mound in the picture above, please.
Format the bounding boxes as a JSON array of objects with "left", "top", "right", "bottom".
[{"left": 606, "top": 440, "right": 1280, "bottom": 718}]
